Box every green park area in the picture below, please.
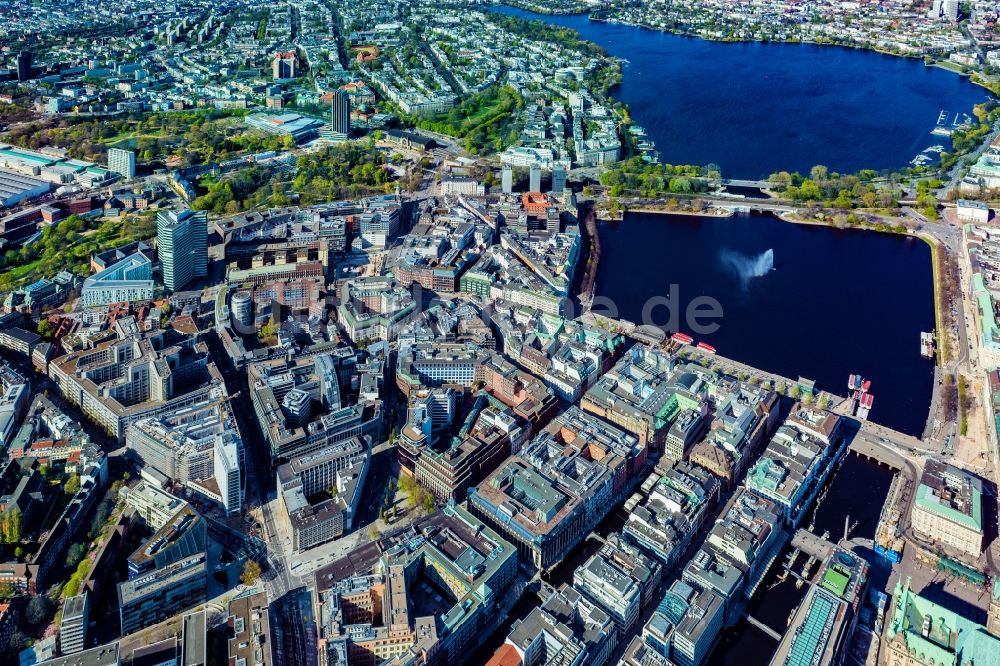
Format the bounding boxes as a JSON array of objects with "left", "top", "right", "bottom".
[
  {"left": 413, "top": 85, "right": 524, "bottom": 155},
  {"left": 1, "top": 108, "right": 286, "bottom": 167},
  {"left": 191, "top": 142, "right": 395, "bottom": 214},
  {"left": 0, "top": 214, "right": 157, "bottom": 294}
]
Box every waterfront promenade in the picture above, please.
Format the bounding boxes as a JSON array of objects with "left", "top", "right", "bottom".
[{"left": 588, "top": 311, "right": 844, "bottom": 409}]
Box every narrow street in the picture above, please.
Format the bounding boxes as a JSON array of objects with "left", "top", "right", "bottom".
[{"left": 204, "top": 330, "right": 302, "bottom": 600}]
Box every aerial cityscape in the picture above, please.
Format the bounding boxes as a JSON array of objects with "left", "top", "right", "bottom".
[{"left": 3, "top": 1, "right": 1000, "bottom": 665}]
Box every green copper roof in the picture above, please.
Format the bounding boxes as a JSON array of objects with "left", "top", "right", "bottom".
[
  {"left": 914, "top": 482, "right": 983, "bottom": 532},
  {"left": 888, "top": 578, "right": 1000, "bottom": 666},
  {"left": 973, "top": 273, "right": 1000, "bottom": 349},
  {"left": 937, "top": 557, "right": 986, "bottom": 585}
]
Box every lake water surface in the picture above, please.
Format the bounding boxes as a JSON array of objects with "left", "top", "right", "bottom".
[
  {"left": 596, "top": 211, "right": 935, "bottom": 436},
  {"left": 494, "top": 6, "right": 989, "bottom": 177}
]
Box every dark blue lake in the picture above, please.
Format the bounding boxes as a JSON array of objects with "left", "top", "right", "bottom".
[
  {"left": 596, "top": 212, "right": 935, "bottom": 436},
  {"left": 493, "top": 6, "right": 989, "bottom": 177}
]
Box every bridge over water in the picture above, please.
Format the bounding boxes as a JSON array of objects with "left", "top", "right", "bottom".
[
  {"left": 723, "top": 178, "right": 771, "bottom": 189},
  {"left": 745, "top": 614, "right": 783, "bottom": 641}
]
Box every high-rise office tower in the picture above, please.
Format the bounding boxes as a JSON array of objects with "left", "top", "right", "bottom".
[
  {"left": 108, "top": 148, "right": 136, "bottom": 180},
  {"left": 331, "top": 89, "right": 351, "bottom": 136},
  {"left": 552, "top": 165, "right": 567, "bottom": 194},
  {"left": 157, "top": 208, "right": 207, "bottom": 292},
  {"left": 943, "top": 0, "right": 959, "bottom": 21},
  {"left": 16, "top": 51, "right": 32, "bottom": 82},
  {"left": 501, "top": 165, "right": 513, "bottom": 194},
  {"left": 529, "top": 163, "right": 541, "bottom": 193},
  {"left": 272, "top": 51, "right": 296, "bottom": 80},
  {"left": 59, "top": 592, "right": 90, "bottom": 655}
]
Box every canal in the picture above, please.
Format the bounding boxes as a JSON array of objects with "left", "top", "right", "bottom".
[
  {"left": 467, "top": 450, "right": 895, "bottom": 665},
  {"left": 709, "top": 452, "right": 895, "bottom": 665}
]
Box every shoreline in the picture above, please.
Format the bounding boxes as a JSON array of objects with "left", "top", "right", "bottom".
[
  {"left": 494, "top": 2, "right": 995, "bottom": 181},
  {"left": 623, "top": 206, "right": 732, "bottom": 218},
  {"left": 589, "top": 14, "right": 927, "bottom": 61},
  {"left": 601, "top": 203, "right": 918, "bottom": 235},
  {"left": 919, "top": 233, "right": 947, "bottom": 368},
  {"left": 599, "top": 205, "right": 944, "bottom": 351},
  {"left": 506, "top": 5, "right": 929, "bottom": 60},
  {"left": 581, "top": 203, "right": 937, "bottom": 437},
  {"left": 497, "top": 3, "right": 997, "bottom": 96},
  {"left": 493, "top": 0, "right": 590, "bottom": 16},
  {"left": 497, "top": 4, "right": 936, "bottom": 64},
  {"left": 524, "top": 6, "right": 980, "bottom": 73},
  {"left": 590, "top": 205, "right": 948, "bottom": 373},
  {"left": 577, "top": 201, "right": 601, "bottom": 310}
]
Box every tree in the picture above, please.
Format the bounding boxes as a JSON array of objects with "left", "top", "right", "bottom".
[
  {"left": 64, "top": 474, "right": 81, "bottom": 495},
  {"left": 421, "top": 493, "right": 436, "bottom": 514},
  {"left": 25, "top": 595, "right": 52, "bottom": 629},
  {"left": 398, "top": 474, "right": 418, "bottom": 498},
  {"left": 768, "top": 171, "right": 792, "bottom": 191},
  {"left": 36, "top": 319, "right": 52, "bottom": 338},
  {"left": 66, "top": 543, "right": 87, "bottom": 568},
  {"left": 798, "top": 180, "right": 822, "bottom": 200},
  {"left": 367, "top": 525, "right": 381, "bottom": 541},
  {"left": 87, "top": 497, "right": 113, "bottom": 540},
  {"left": 258, "top": 320, "right": 277, "bottom": 341},
  {"left": 63, "top": 557, "right": 91, "bottom": 598},
  {"left": 1, "top": 510, "right": 21, "bottom": 544},
  {"left": 240, "top": 559, "right": 262, "bottom": 586}
]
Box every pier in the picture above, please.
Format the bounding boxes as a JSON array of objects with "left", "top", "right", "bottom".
[
  {"left": 681, "top": 343, "right": 846, "bottom": 411},
  {"left": 769, "top": 531, "right": 871, "bottom": 666},
  {"left": 791, "top": 529, "right": 837, "bottom": 561}
]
